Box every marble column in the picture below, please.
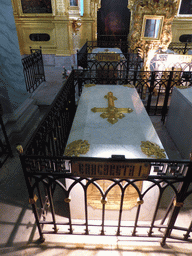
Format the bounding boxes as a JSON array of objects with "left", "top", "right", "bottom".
[{"left": 0, "top": 0, "right": 28, "bottom": 114}]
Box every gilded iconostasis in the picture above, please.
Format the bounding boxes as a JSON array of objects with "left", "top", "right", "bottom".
[{"left": 11, "top": 0, "right": 192, "bottom": 57}]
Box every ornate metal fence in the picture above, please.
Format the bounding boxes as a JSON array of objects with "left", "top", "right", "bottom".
[
  {"left": 77, "top": 41, "right": 137, "bottom": 67},
  {"left": 18, "top": 70, "right": 192, "bottom": 247},
  {"left": 19, "top": 144, "right": 192, "bottom": 247},
  {"left": 0, "top": 104, "right": 13, "bottom": 167},
  {"left": 23, "top": 71, "right": 75, "bottom": 157},
  {"left": 22, "top": 47, "right": 45, "bottom": 93}
]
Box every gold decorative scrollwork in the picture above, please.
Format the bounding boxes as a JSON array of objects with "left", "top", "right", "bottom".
[
  {"left": 64, "top": 140, "right": 90, "bottom": 157},
  {"left": 128, "top": 0, "right": 179, "bottom": 71},
  {"left": 140, "top": 141, "right": 166, "bottom": 159}
]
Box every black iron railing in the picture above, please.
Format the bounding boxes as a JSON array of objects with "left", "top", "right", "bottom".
[
  {"left": 22, "top": 47, "right": 45, "bottom": 93},
  {"left": 19, "top": 153, "right": 192, "bottom": 246},
  {"left": 24, "top": 71, "right": 76, "bottom": 157},
  {"left": 168, "top": 42, "right": 192, "bottom": 54},
  {"left": 79, "top": 41, "right": 192, "bottom": 65},
  {"left": 18, "top": 70, "right": 192, "bottom": 246},
  {"left": 77, "top": 51, "right": 143, "bottom": 71},
  {"left": 0, "top": 104, "right": 13, "bottom": 168}
]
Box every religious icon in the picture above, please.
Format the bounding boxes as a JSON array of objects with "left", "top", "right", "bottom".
[
  {"left": 144, "top": 19, "right": 161, "bottom": 38},
  {"left": 21, "top": 0, "right": 52, "bottom": 13},
  {"left": 141, "top": 15, "right": 164, "bottom": 40},
  {"left": 70, "top": 0, "right": 78, "bottom": 6}
]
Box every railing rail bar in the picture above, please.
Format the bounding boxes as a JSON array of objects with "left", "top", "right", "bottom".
[{"left": 22, "top": 47, "right": 45, "bottom": 93}]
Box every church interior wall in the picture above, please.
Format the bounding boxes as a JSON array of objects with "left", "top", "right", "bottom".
[
  {"left": 11, "top": 0, "right": 98, "bottom": 67},
  {"left": 11, "top": 0, "right": 192, "bottom": 68},
  {"left": 172, "top": 18, "right": 192, "bottom": 42}
]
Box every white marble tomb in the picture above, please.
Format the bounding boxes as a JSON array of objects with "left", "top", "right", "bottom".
[{"left": 64, "top": 85, "right": 167, "bottom": 221}]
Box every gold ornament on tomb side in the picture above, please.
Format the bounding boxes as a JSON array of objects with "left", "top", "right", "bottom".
[
  {"left": 16, "top": 145, "right": 24, "bottom": 154},
  {"left": 176, "top": 86, "right": 190, "bottom": 89},
  {"left": 84, "top": 84, "right": 96, "bottom": 87},
  {"left": 140, "top": 141, "right": 166, "bottom": 159},
  {"left": 64, "top": 140, "right": 90, "bottom": 157},
  {"left": 123, "top": 84, "right": 135, "bottom": 88}
]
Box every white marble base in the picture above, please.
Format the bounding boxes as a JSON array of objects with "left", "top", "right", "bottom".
[
  {"left": 42, "top": 54, "right": 74, "bottom": 69},
  {"left": 166, "top": 86, "right": 192, "bottom": 159}
]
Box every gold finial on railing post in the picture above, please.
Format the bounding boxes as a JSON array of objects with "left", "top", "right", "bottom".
[
  {"left": 16, "top": 145, "right": 24, "bottom": 154},
  {"left": 190, "top": 152, "right": 192, "bottom": 161}
]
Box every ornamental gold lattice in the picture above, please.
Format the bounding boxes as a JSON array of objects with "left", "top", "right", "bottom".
[
  {"left": 64, "top": 140, "right": 90, "bottom": 157},
  {"left": 140, "top": 141, "right": 166, "bottom": 159}
]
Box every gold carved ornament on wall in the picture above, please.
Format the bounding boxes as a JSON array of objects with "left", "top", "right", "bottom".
[
  {"left": 128, "top": 0, "right": 179, "bottom": 70},
  {"left": 72, "top": 18, "right": 82, "bottom": 34}
]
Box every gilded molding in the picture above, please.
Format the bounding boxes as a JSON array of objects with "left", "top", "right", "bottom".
[
  {"left": 72, "top": 18, "right": 82, "bottom": 34},
  {"left": 84, "top": 0, "right": 91, "bottom": 17},
  {"left": 55, "top": 0, "right": 66, "bottom": 15}
]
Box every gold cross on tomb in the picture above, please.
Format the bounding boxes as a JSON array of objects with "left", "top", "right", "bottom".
[{"left": 91, "top": 92, "right": 133, "bottom": 124}]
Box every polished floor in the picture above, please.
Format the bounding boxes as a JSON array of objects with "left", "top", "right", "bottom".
[{"left": 0, "top": 66, "right": 192, "bottom": 256}]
